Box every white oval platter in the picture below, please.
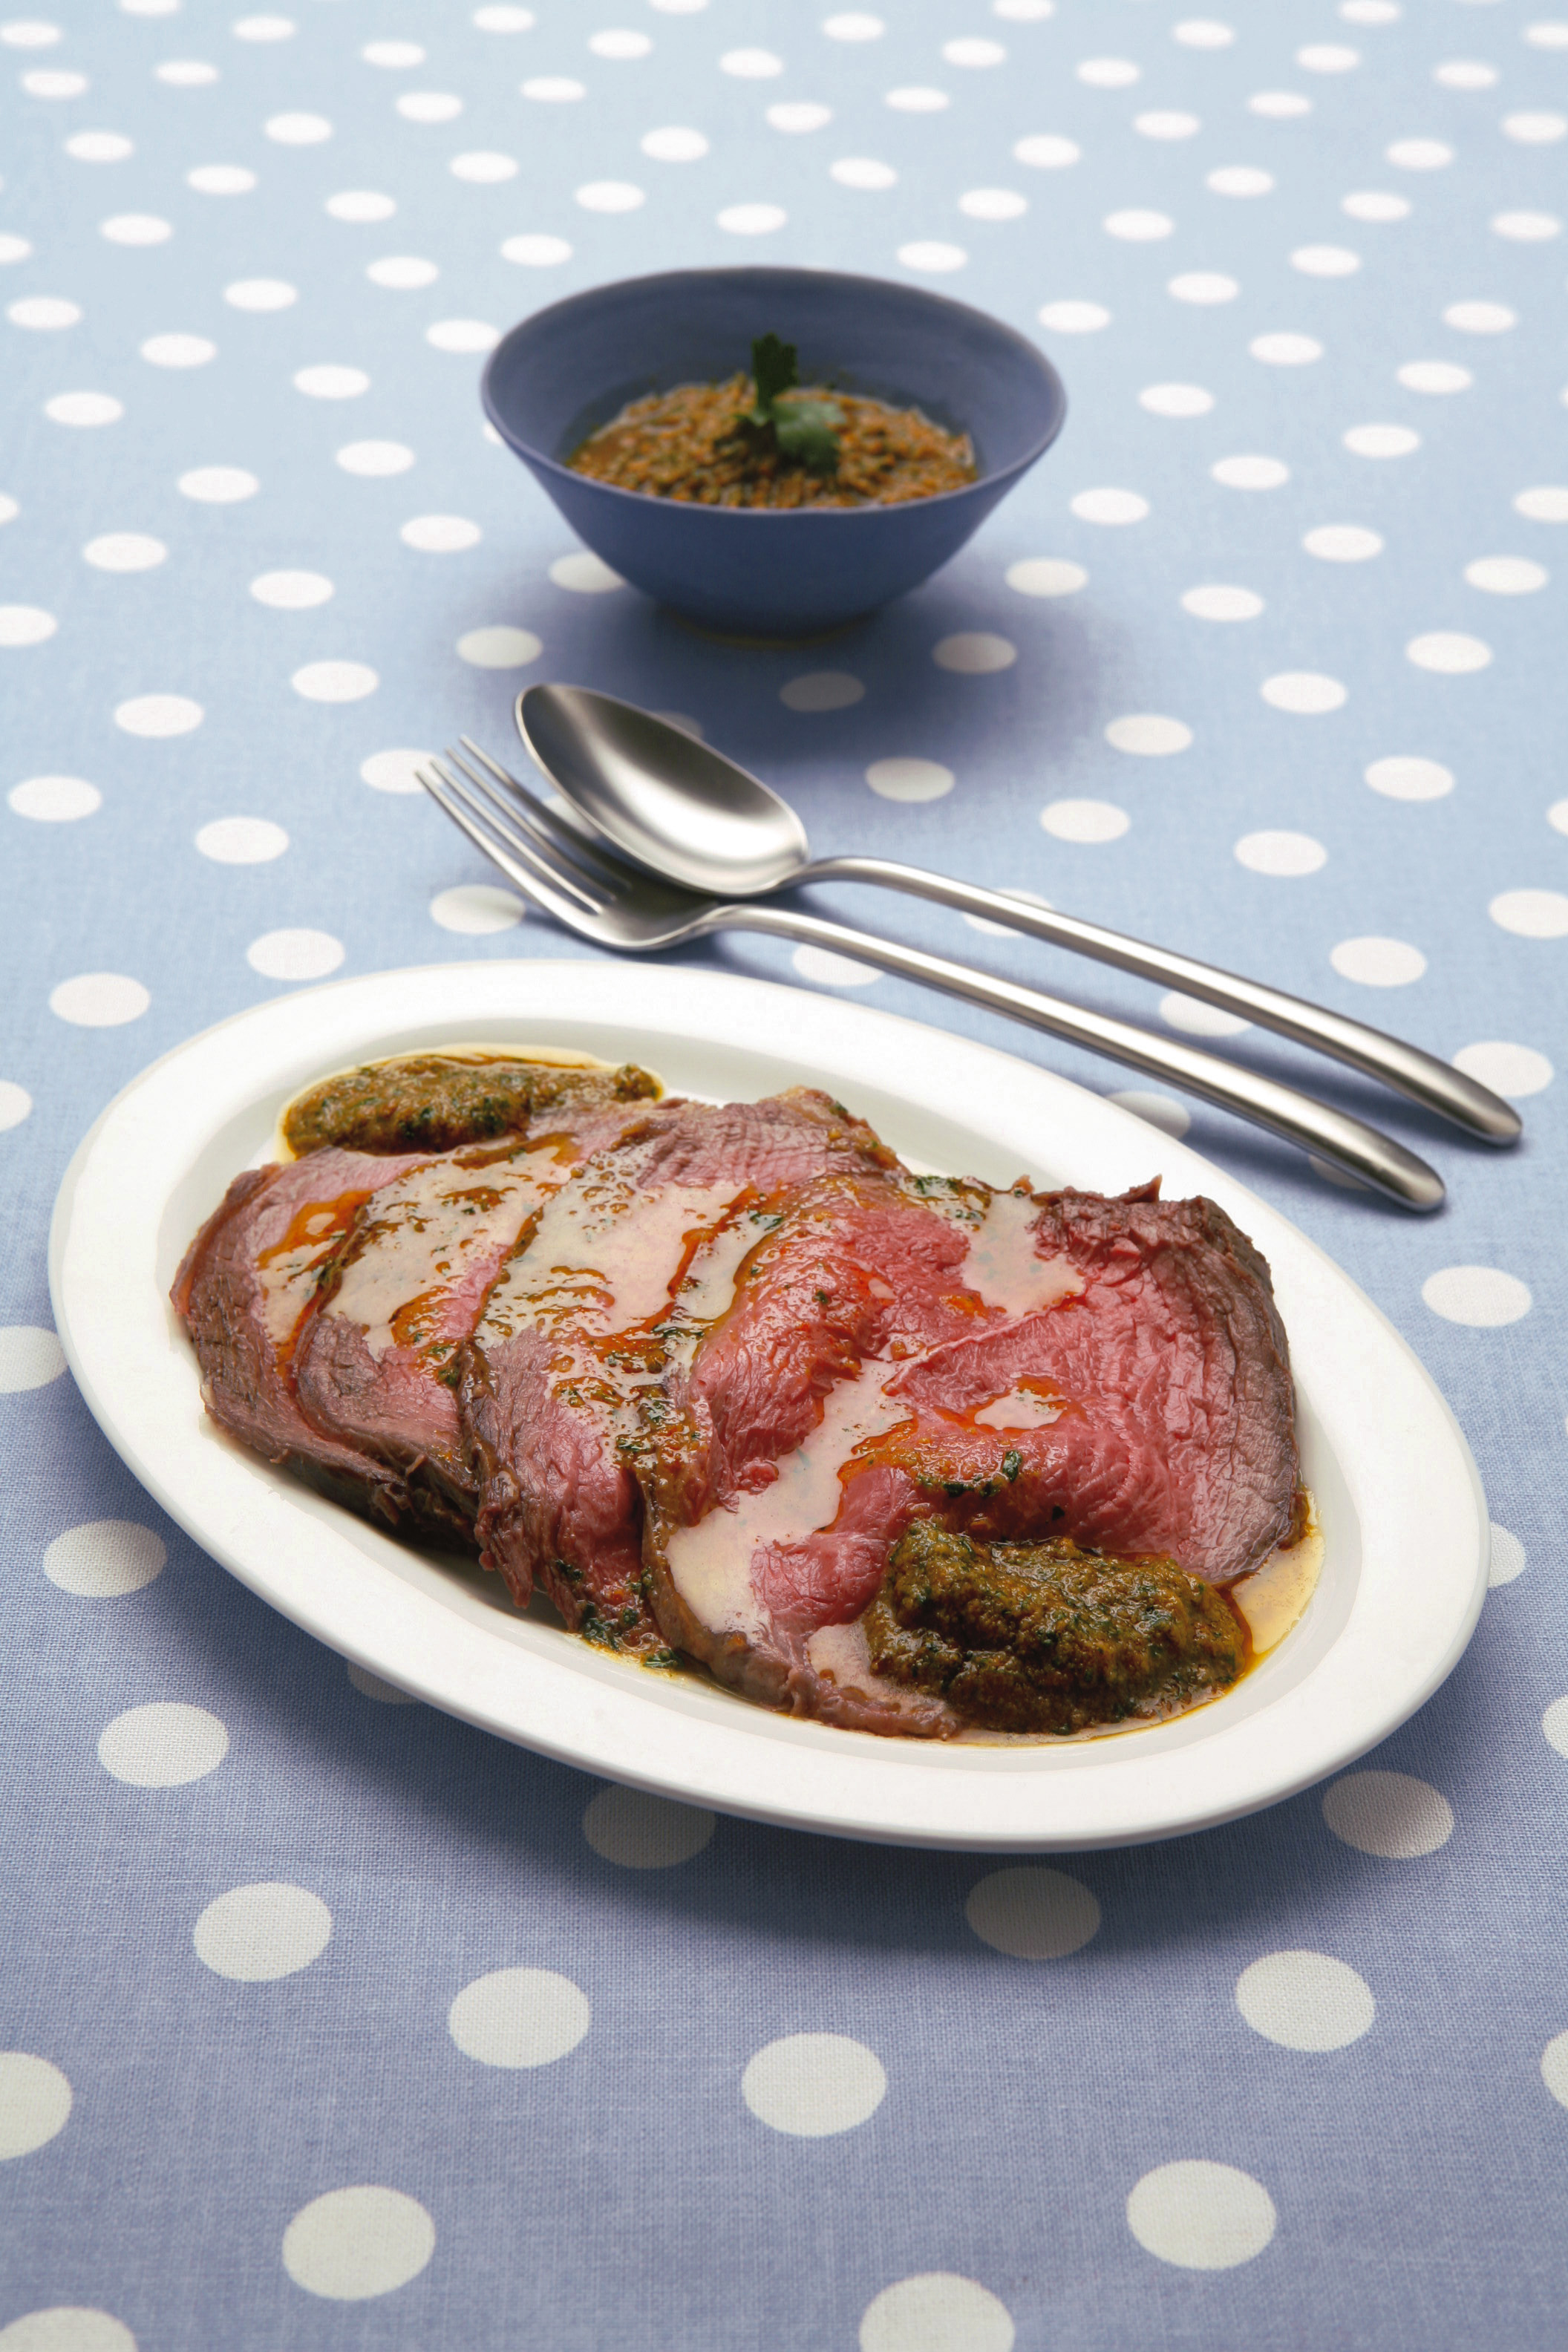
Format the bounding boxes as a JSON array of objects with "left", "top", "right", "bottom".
[{"left": 49, "top": 959, "right": 1487, "bottom": 1849}]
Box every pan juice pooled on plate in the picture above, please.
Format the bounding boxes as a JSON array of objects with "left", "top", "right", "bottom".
[
  {"left": 174, "top": 1052, "right": 1318, "bottom": 1739},
  {"left": 566, "top": 332, "right": 977, "bottom": 509}
]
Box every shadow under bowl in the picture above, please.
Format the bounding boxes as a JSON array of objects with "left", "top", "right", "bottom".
[{"left": 482, "top": 266, "right": 1067, "bottom": 640}]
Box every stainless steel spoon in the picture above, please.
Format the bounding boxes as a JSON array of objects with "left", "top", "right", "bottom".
[{"left": 516, "top": 682, "right": 1519, "bottom": 1149}]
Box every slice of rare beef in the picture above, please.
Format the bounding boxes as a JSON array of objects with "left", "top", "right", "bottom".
[{"left": 458, "top": 1089, "right": 896, "bottom": 1653}]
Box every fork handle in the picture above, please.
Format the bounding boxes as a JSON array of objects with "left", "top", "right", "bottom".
[
  {"left": 694, "top": 901, "right": 1444, "bottom": 1211},
  {"left": 797, "top": 855, "right": 1518, "bottom": 1148}
]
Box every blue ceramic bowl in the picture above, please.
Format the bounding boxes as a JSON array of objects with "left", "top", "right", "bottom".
[{"left": 481, "top": 266, "right": 1067, "bottom": 639}]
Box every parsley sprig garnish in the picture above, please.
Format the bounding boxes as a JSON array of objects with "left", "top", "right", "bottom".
[{"left": 740, "top": 333, "right": 843, "bottom": 474}]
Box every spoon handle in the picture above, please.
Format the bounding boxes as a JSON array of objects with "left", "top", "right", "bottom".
[
  {"left": 800, "top": 853, "right": 1518, "bottom": 1147},
  {"left": 698, "top": 901, "right": 1444, "bottom": 1212}
]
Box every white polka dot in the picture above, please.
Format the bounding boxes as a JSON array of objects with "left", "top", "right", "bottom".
[
  {"left": 548, "top": 550, "right": 623, "bottom": 593},
  {"left": 362, "top": 39, "right": 424, "bottom": 68},
  {"left": 0, "top": 604, "right": 56, "bottom": 646},
  {"left": 1261, "top": 672, "right": 1346, "bottom": 715},
  {"left": 1344, "top": 423, "right": 1420, "bottom": 457},
  {"left": 1249, "top": 90, "right": 1312, "bottom": 118},
  {"left": 1014, "top": 134, "right": 1078, "bottom": 168},
  {"left": 430, "top": 884, "right": 523, "bottom": 934},
  {"left": 1304, "top": 525, "right": 1382, "bottom": 564},
  {"left": 0, "top": 1327, "right": 65, "bottom": 1390},
  {"left": 474, "top": 4, "right": 535, "bottom": 26},
  {"left": 719, "top": 48, "right": 782, "bottom": 77},
  {"left": 1491, "top": 887, "right": 1568, "bottom": 938},
  {"left": 1365, "top": 754, "right": 1452, "bottom": 800},
  {"left": 896, "top": 239, "right": 966, "bottom": 270},
  {"left": 224, "top": 277, "right": 296, "bottom": 311},
  {"left": 292, "top": 659, "right": 377, "bottom": 702},
  {"left": 1422, "top": 1264, "right": 1530, "bottom": 1324},
  {"left": 1037, "top": 299, "right": 1110, "bottom": 332},
  {"left": 860, "top": 2276, "right": 1014, "bottom": 2352},
  {"left": 8, "top": 295, "right": 80, "bottom": 330},
  {"left": 960, "top": 184, "right": 1028, "bottom": 220},
  {"left": 336, "top": 440, "right": 414, "bottom": 478},
  {"left": 359, "top": 748, "right": 428, "bottom": 795},
  {"left": 1526, "top": 22, "right": 1568, "bottom": 50},
  {"left": 576, "top": 179, "right": 644, "bottom": 212},
  {"left": 451, "top": 151, "right": 517, "bottom": 183},
  {"left": 194, "top": 1883, "right": 330, "bottom": 1980},
  {"left": 1544, "top": 2031, "right": 1568, "bottom": 2108},
  {"left": 1212, "top": 454, "right": 1290, "bottom": 491},
  {"left": 865, "top": 757, "right": 953, "bottom": 803},
  {"left": 196, "top": 817, "right": 289, "bottom": 864},
  {"left": 282, "top": 2187, "right": 434, "bottom": 2302},
  {"left": 1407, "top": 630, "right": 1492, "bottom": 674},
  {"left": 0, "top": 2054, "right": 71, "bottom": 2160},
  {"left": 769, "top": 101, "right": 833, "bottom": 130},
  {"left": 326, "top": 189, "right": 396, "bottom": 220},
  {"left": 1503, "top": 111, "right": 1567, "bottom": 143},
  {"left": 1488, "top": 1523, "right": 1526, "bottom": 1586},
  {"left": 641, "top": 125, "right": 707, "bottom": 160},
  {"left": 1330, "top": 934, "right": 1424, "bottom": 986},
  {"left": 247, "top": 929, "right": 344, "bottom": 980},
  {"left": 781, "top": 670, "right": 863, "bottom": 712},
  {"left": 367, "top": 254, "right": 438, "bottom": 290},
  {"left": 1182, "top": 584, "right": 1263, "bottom": 621},
  {"left": 1323, "top": 1768, "right": 1453, "bottom": 1855},
  {"left": 1077, "top": 55, "right": 1137, "bottom": 87},
  {"left": 1134, "top": 111, "right": 1200, "bottom": 140},
  {"left": 177, "top": 465, "right": 256, "bottom": 501},
  {"left": 99, "top": 212, "right": 172, "bottom": 247},
  {"left": 933, "top": 632, "right": 1016, "bottom": 673},
  {"left": 1168, "top": 278, "right": 1241, "bottom": 318},
  {"left": 1040, "top": 798, "right": 1128, "bottom": 844},
  {"left": 1445, "top": 299, "right": 1515, "bottom": 336},
  {"left": 45, "top": 1520, "right": 165, "bottom": 1595},
  {"left": 48, "top": 383, "right": 125, "bottom": 422},
  {"left": 965, "top": 1866, "right": 1099, "bottom": 1957},
  {"left": 742, "top": 2033, "right": 886, "bottom": 2135},
  {"left": 140, "top": 333, "right": 215, "bottom": 368},
  {"left": 1494, "top": 209, "right": 1561, "bottom": 241},
  {"left": 1237, "top": 830, "right": 1326, "bottom": 877},
  {"left": 426, "top": 318, "right": 499, "bottom": 353},
  {"left": 521, "top": 74, "right": 585, "bottom": 102},
  {"left": 0, "top": 2313, "right": 135, "bottom": 2352},
  {"left": 1298, "top": 41, "right": 1359, "bottom": 69},
  {"left": 1466, "top": 555, "right": 1546, "bottom": 595},
  {"left": 1139, "top": 383, "right": 1212, "bottom": 417},
  {"left": 1344, "top": 189, "right": 1411, "bottom": 224},
  {"left": 65, "top": 131, "right": 133, "bottom": 161},
  {"left": 946, "top": 36, "right": 1006, "bottom": 67},
  {"left": 1341, "top": 0, "right": 1399, "bottom": 20},
  {"left": 400, "top": 514, "right": 482, "bottom": 554},
  {"left": 1251, "top": 331, "right": 1322, "bottom": 366},
  {"left": 1106, "top": 714, "right": 1192, "bottom": 757},
  {"left": 448, "top": 1968, "right": 589, "bottom": 2067},
  {"left": 823, "top": 11, "right": 883, "bottom": 37},
  {"left": 1546, "top": 1698, "right": 1568, "bottom": 1759},
  {"left": 1397, "top": 360, "right": 1471, "bottom": 395},
  {"left": 582, "top": 1786, "right": 715, "bottom": 1866},
  {"left": 1161, "top": 991, "right": 1250, "bottom": 1037},
  {"left": 1005, "top": 558, "right": 1085, "bottom": 598},
  {"left": 0, "top": 496, "right": 16, "bottom": 522},
  {"left": 1108, "top": 1091, "right": 1190, "bottom": 1138},
  {"left": 1551, "top": 800, "right": 1568, "bottom": 834},
  {"left": 1454, "top": 1041, "right": 1552, "bottom": 1097},
  {"left": 1206, "top": 169, "right": 1272, "bottom": 200},
  {"left": 1385, "top": 140, "right": 1452, "bottom": 180},
  {"left": 10, "top": 774, "right": 101, "bottom": 820},
  {"left": 1127, "top": 2162, "right": 1276, "bottom": 2270},
  {"left": 264, "top": 111, "right": 331, "bottom": 143},
  {"left": 1236, "top": 1951, "right": 1375, "bottom": 2049},
  {"left": 1105, "top": 208, "right": 1172, "bottom": 241},
  {"left": 500, "top": 232, "right": 573, "bottom": 268},
  {"left": 248, "top": 569, "right": 333, "bottom": 610},
  {"left": 50, "top": 971, "right": 150, "bottom": 1025},
  {"left": 1174, "top": 17, "right": 1234, "bottom": 46},
  {"left": 994, "top": 0, "right": 1053, "bottom": 15},
  {"left": 1070, "top": 488, "right": 1147, "bottom": 525},
  {"left": 1293, "top": 243, "right": 1360, "bottom": 279},
  {"left": 98, "top": 1701, "right": 228, "bottom": 1786},
  {"left": 589, "top": 27, "right": 653, "bottom": 58},
  {"left": 188, "top": 165, "right": 255, "bottom": 194},
  {"left": 792, "top": 945, "right": 881, "bottom": 987},
  {"left": 155, "top": 59, "right": 218, "bottom": 87},
  {"left": 456, "top": 624, "right": 541, "bottom": 668},
  {"left": 0, "top": 22, "right": 62, "bottom": 48},
  {"left": 347, "top": 1662, "right": 414, "bottom": 1702},
  {"left": 114, "top": 692, "right": 202, "bottom": 737}
]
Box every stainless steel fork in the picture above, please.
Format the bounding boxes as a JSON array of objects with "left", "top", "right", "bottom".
[{"left": 418, "top": 738, "right": 1446, "bottom": 1212}]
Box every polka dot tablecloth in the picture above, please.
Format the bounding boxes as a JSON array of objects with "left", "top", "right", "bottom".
[{"left": 2, "top": 1, "right": 1567, "bottom": 2345}]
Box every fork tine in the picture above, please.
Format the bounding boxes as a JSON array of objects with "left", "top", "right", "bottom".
[
  {"left": 418, "top": 758, "right": 601, "bottom": 921},
  {"left": 457, "top": 735, "right": 640, "bottom": 885},
  {"left": 446, "top": 739, "right": 625, "bottom": 896}
]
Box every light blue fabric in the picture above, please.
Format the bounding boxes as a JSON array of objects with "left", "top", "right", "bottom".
[{"left": 4, "top": 3, "right": 1567, "bottom": 2345}]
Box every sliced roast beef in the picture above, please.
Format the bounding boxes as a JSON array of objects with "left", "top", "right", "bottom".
[{"left": 457, "top": 1089, "right": 895, "bottom": 1652}]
